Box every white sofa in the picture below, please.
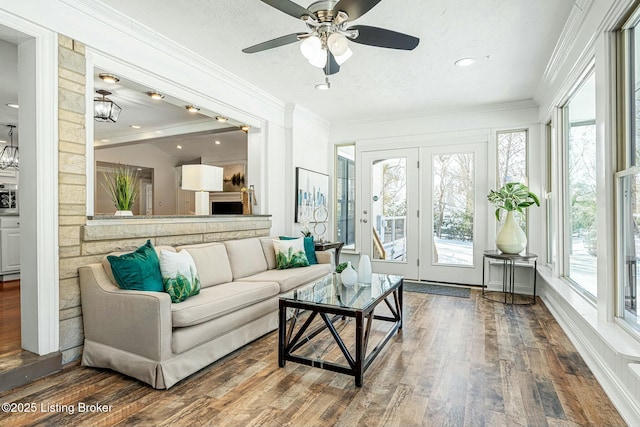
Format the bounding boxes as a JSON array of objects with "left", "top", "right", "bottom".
[{"left": 78, "top": 236, "right": 332, "bottom": 389}]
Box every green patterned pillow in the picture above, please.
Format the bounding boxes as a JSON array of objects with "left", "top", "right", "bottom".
[
  {"left": 272, "top": 238, "right": 309, "bottom": 270},
  {"left": 159, "top": 249, "right": 201, "bottom": 303}
]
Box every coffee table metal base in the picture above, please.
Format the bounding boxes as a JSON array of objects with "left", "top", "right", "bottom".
[{"left": 278, "top": 282, "right": 402, "bottom": 387}]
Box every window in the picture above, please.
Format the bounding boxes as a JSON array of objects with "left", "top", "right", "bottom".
[
  {"left": 545, "top": 121, "right": 556, "bottom": 267},
  {"left": 335, "top": 144, "right": 355, "bottom": 249},
  {"left": 563, "top": 71, "right": 597, "bottom": 297},
  {"left": 496, "top": 130, "right": 528, "bottom": 230},
  {"left": 617, "top": 16, "right": 640, "bottom": 329}
]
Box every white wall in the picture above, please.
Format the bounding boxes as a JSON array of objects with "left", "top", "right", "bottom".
[{"left": 329, "top": 101, "right": 541, "bottom": 253}]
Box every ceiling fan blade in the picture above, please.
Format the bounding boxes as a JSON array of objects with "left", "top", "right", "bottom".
[
  {"left": 260, "top": 0, "right": 316, "bottom": 20},
  {"left": 324, "top": 51, "right": 340, "bottom": 76},
  {"left": 334, "top": 0, "right": 382, "bottom": 21},
  {"left": 349, "top": 25, "right": 419, "bottom": 50},
  {"left": 242, "top": 33, "right": 306, "bottom": 54}
]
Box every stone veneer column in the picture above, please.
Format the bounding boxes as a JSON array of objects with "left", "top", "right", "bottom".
[{"left": 57, "top": 35, "right": 91, "bottom": 363}]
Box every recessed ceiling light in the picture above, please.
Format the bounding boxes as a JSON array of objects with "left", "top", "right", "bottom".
[
  {"left": 6, "top": 103, "right": 18, "bottom": 109},
  {"left": 186, "top": 105, "right": 200, "bottom": 112},
  {"left": 0, "top": 139, "right": 6, "bottom": 143},
  {"left": 214, "top": 140, "right": 221, "bottom": 145},
  {"left": 240, "top": 125, "right": 250, "bottom": 132},
  {"left": 147, "top": 91, "right": 165, "bottom": 100},
  {"left": 177, "top": 145, "right": 183, "bottom": 149},
  {"left": 99, "top": 73, "right": 120, "bottom": 84},
  {"left": 454, "top": 58, "right": 477, "bottom": 67},
  {"left": 215, "top": 115, "right": 227, "bottom": 123},
  {"left": 129, "top": 125, "right": 142, "bottom": 129}
]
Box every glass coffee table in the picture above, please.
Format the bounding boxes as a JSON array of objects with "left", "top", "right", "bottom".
[{"left": 278, "top": 273, "right": 403, "bottom": 387}]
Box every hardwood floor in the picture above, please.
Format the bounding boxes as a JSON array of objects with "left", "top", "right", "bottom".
[
  {"left": 0, "top": 280, "right": 21, "bottom": 358},
  {"left": 0, "top": 290, "right": 627, "bottom": 427}
]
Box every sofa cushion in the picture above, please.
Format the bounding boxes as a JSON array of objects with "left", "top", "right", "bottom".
[
  {"left": 106, "top": 240, "right": 164, "bottom": 292},
  {"left": 171, "top": 281, "right": 280, "bottom": 327},
  {"left": 159, "top": 249, "right": 200, "bottom": 303},
  {"left": 259, "top": 237, "right": 277, "bottom": 270},
  {"left": 178, "top": 243, "right": 233, "bottom": 288},
  {"left": 224, "top": 238, "right": 268, "bottom": 279},
  {"left": 241, "top": 263, "right": 332, "bottom": 293}
]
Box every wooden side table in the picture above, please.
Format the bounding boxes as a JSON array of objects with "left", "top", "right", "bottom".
[
  {"left": 482, "top": 250, "right": 537, "bottom": 305},
  {"left": 313, "top": 241, "right": 344, "bottom": 267}
]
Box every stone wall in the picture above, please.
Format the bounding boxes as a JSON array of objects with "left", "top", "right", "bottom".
[{"left": 56, "top": 35, "right": 272, "bottom": 363}]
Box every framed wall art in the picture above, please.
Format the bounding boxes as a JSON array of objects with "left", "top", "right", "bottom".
[{"left": 295, "top": 167, "right": 329, "bottom": 224}]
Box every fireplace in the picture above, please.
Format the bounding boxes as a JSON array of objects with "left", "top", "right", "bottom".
[
  {"left": 212, "top": 201, "right": 243, "bottom": 215},
  {"left": 210, "top": 192, "right": 243, "bottom": 215}
]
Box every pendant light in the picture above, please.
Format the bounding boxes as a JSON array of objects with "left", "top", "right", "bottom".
[
  {"left": 94, "top": 90, "right": 122, "bottom": 123},
  {"left": 0, "top": 125, "right": 18, "bottom": 170}
]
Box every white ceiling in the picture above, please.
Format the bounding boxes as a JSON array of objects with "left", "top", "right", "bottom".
[
  {"left": 0, "top": 0, "right": 576, "bottom": 144},
  {"left": 100, "top": 0, "right": 576, "bottom": 123}
]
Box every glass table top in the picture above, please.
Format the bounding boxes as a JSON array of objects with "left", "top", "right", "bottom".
[{"left": 280, "top": 273, "right": 403, "bottom": 311}]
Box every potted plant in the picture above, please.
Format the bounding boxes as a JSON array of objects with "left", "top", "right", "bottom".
[
  {"left": 487, "top": 182, "right": 540, "bottom": 254},
  {"left": 102, "top": 166, "right": 140, "bottom": 216}
]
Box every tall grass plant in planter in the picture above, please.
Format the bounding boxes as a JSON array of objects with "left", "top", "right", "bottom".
[
  {"left": 487, "top": 182, "right": 540, "bottom": 254},
  {"left": 102, "top": 166, "right": 140, "bottom": 216}
]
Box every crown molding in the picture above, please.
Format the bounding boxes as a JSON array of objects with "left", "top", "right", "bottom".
[{"left": 330, "top": 99, "right": 539, "bottom": 129}]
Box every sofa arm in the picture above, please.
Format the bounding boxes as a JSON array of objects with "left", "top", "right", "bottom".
[
  {"left": 79, "top": 264, "right": 173, "bottom": 361},
  {"left": 315, "top": 250, "right": 332, "bottom": 265}
]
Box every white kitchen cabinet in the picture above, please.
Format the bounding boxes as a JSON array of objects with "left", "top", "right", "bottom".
[
  {"left": 1, "top": 228, "right": 19, "bottom": 272},
  {"left": 0, "top": 216, "right": 20, "bottom": 275}
]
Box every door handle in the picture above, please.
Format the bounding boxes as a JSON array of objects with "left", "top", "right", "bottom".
[{"left": 362, "top": 219, "right": 368, "bottom": 223}]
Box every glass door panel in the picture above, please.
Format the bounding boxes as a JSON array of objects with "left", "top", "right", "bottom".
[
  {"left": 421, "top": 143, "right": 487, "bottom": 285},
  {"left": 432, "top": 152, "right": 474, "bottom": 266},
  {"left": 361, "top": 149, "right": 419, "bottom": 279}
]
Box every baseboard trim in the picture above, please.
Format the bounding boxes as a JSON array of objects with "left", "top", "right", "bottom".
[{"left": 0, "top": 350, "right": 62, "bottom": 393}]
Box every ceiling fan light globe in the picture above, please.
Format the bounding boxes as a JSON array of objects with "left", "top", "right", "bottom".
[
  {"left": 334, "top": 47, "right": 353, "bottom": 65},
  {"left": 308, "top": 49, "right": 328, "bottom": 68},
  {"left": 300, "top": 35, "right": 322, "bottom": 60},
  {"left": 327, "top": 33, "right": 349, "bottom": 56}
]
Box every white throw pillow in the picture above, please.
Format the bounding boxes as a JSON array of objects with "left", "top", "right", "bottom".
[
  {"left": 159, "top": 249, "right": 201, "bottom": 303},
  {"left": 272, "top": 238, "right": 309, "bottom": 270}
]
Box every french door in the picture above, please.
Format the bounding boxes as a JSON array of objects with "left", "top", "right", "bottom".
[
  {"left": 361, "top": 149, "right": 420, "bottom": 279},
  {"left": 360, "top": 143, "right": 487, "bottom": 285},
  {"left": 420, "top": 144, "right": 487, "bottom": 285}
]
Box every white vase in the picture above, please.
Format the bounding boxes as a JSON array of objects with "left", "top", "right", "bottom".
[
  {"left": 496, "top": 211, "right": 527, "bottom": 254},
  {"left": 114, "top": 210, "right": 133, "bottom": 216},
  {"left": 357, "top": 255, "right": 372, "bottom": 284},
  {"left": 340, "top": 261, "right": 357, "bottom": 286}
]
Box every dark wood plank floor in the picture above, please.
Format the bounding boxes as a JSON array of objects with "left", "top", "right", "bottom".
[
  {"left": 0, "top": 280, "right": 21, "bottom": 358},
  {"left": 0, "top": 290, "right": 627, "bottom": 427}
]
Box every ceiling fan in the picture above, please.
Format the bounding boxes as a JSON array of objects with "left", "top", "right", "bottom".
[{"left": 242, "top": 0, "right": 420, "bottom": 77}]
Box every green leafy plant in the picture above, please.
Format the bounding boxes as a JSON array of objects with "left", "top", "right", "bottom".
[
  {"left": 487, "top": 182, "right": 540, "bottom": 221},
  {"left": 102, "top": 166, "right": 140, "bottom": 211}
]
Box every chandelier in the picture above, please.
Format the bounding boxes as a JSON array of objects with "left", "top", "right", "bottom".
[
  {"left": 0, "top": 125, "right": 18, "bottom": 170},
  {"left": 94, "top": 89, "right": 122, "bottom": 123}
]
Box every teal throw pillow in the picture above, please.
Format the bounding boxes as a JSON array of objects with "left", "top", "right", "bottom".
[
  {"left": 159, "top": 250, "right": 201, "bottom": 303},
  {"left": 273, "top": 238, "right": 310, "bottom": 269},
  {"left": 107, "top": 240, "right": 163, "bottom": 292},
  {"left": 280, "top": 236, "right": 318, "bottom": 265}
]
